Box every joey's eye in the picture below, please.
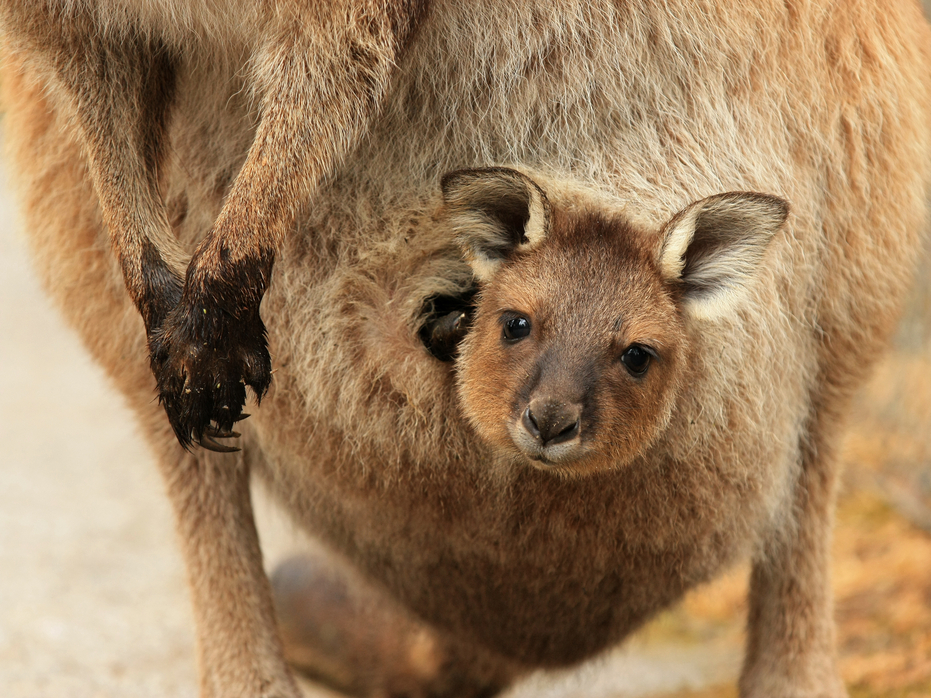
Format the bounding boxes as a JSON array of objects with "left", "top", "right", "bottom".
[
  {"left": 621, "top": 345, "right": 654, "bottom": 376},
  {"left": 503, "top": 316, "right": 532, "bottom": 341}
]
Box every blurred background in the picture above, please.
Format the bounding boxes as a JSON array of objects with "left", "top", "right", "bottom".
[{"left": 2, "top": 10, "right": 931, "bottom": 698}]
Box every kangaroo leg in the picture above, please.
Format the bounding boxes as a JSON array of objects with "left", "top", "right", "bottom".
[
  {"left": 271, "top": 552, "right": 522, "bottom": 698},
  {"left": 740, "top": 406, "right": 847, "bottom": 698},
  {"left": 152, "top": 0, "right": 429, "bottom": 447},
  {"left": 156, "top": 444, "right": 301, "bottom": 698}
]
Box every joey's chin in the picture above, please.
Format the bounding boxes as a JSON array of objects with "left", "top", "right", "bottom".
[
  {"left": 505, "top": 423, "right": 615, "bottom": 476},
  {"left": 516, "top": 435, "right": 650, "bottom": 477},
  {"left": 518, "top": 448, "right": 623, "bottom": 478},
  {"left": 519, "top": 443, "right": 590, "bottom": 470}
]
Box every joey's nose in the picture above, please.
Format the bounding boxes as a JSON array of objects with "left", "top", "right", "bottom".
[{"left": 522, "top": 399, "right": 582, "bottom": 447}]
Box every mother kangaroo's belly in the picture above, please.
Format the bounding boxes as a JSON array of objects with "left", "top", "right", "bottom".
[
  {"left": 259, "top": 421, "right": 768, "bottom": 666},
  {"left": 254, "top": 216, "right": 787, "bottom": 666}
]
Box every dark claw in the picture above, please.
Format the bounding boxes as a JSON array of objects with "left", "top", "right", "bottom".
[
  {"left": 198, "top": 435, "right": 241, "bottom": 453},
  {"left": 148, "top": 295, "right": 271, "bottom": 453},
  {"left": 233, "top": 413, "right": 251, "bottom": 422},
  {"left": 204, "top": 424, "right": 241, "bottom": 439}
]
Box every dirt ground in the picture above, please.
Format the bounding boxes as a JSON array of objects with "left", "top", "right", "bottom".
[{"left": 2, "top": 137, "right": 931, "bottom": 698}]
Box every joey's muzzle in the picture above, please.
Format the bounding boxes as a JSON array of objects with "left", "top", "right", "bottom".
[{"left": 511, "top": 397, "right": 584, "bottom": 465}]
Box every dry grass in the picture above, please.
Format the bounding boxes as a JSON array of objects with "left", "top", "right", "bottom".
[{"left": 833, "top": 348, "right": 931, "bottom": 698}]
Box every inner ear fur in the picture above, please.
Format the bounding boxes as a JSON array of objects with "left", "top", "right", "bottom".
[
  {"left": 440, "top": 167, "right": 551, "bottom": 282},
  {"left": 660, "top": 192, "right": 790, "bottom": 320}
]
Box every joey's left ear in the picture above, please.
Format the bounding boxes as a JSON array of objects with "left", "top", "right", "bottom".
[
  {"left": 659, "top": 191, "right": 789, "bottom": 320},
  {"left": 440, "top": 168, "right": 551, "bottom": 282}
]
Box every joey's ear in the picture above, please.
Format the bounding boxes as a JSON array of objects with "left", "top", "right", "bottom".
[
  {"left": 440, "top": 168, "right": 551, "bottom": 282},
  {"left": 659, "top": 192, "right": 789, "bottom": 320}
]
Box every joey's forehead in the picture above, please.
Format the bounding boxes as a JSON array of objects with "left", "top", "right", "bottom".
[
  {"left": 489, "top": 243, "right": 668, "bottom": 329},
  {"left": 502, "top": 223, "right": 655, "bottom": 290}
]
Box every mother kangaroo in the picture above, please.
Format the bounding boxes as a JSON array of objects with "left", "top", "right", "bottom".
[{"left": 2, "top": 1, "right": 930, "bottom": 696}]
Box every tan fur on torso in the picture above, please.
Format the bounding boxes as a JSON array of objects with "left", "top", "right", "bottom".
[{"left": 4, "top": 0, "right": 930, "bottom": 671}]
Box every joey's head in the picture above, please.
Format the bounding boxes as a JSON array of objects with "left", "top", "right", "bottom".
[{"left": 440, "top": 168, "right": 788, "bottom": 476}]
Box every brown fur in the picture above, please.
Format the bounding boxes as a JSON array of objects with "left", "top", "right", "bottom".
[
  {"left": 3, "top": 1, "right": 931, "bottom": 697},
  {"left": 0, "top": 0, "right": 427, "bottom": 448}
]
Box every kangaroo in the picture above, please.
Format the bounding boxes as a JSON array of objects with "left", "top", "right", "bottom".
[{"left": 3, "top": 1, "right": 930, "bottom": 697}]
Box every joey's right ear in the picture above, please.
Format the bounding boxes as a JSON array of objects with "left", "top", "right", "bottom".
[{"left": 440, "top": 168, "right": 551, "bottom": 282}]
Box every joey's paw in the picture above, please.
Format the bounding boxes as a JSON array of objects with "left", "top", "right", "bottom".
[
  {"left": 422, "top": 309, "right": 470, "bottom": 361},
  {"left": 419, "top": 289, "right": 476, "bottom": 362},
  {"left": 148, "top": 302, "right": 271, "bottom": 451}
]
